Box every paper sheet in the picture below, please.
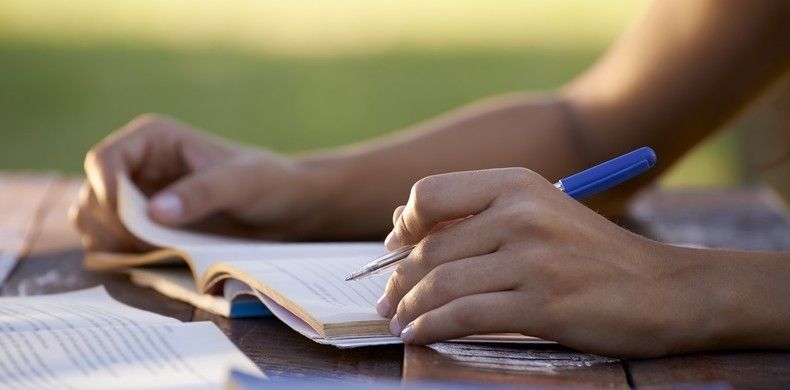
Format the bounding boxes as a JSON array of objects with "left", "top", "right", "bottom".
[
  {"left": 0, "top": 287, "right": 263, "bottom": 389},
  {"left": 0, "top": 286, "right": 179, "bottom": 331}
]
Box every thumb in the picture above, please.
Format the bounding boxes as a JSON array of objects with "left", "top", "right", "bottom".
[{"left": 148, "top": 167, "right": 242, "bottom": 226}]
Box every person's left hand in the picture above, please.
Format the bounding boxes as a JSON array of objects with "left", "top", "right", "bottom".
[{"left": 376, "top": 167, "right": 699, "bottom": 358}]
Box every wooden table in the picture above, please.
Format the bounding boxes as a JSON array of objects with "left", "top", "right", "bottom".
[{"left": 2, "top": 173, "right": 789, "bottom": 389}]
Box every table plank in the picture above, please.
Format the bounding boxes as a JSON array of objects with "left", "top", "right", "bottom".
[
  {"left": 193, "top": 310, "right": 403, "bottom": 382},
  {"left": 627, "top": 187, "right": 790, "bottom": 251},
  {"left": 0, "top": 172, "right": 57, "bottom": 284},
  {"left": 627, "top": 353, "right": 790, "bottom": 390}
]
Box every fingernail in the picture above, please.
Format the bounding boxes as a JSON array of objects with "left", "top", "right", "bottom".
[
  {"left": 376, "top": 295, "right": 391, "bottom": 317},
  {"left": 152, "top": 193, "right": 184, "bottom": 220},
  {"left": 400, "top": 323, "right": 415, "bottom": 344},
  {"left": 389, "top": 314, "right": 402, "bottom": 336}
]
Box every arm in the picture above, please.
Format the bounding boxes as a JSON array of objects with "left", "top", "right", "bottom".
[
  {"left": 330, "top": 0, "right": 790, "bottom": 355},
  {"left": 296, "top": 0, "right": 790, "bottom": 238},
  {"left": 74, "top": 0, "right": 789, "bottom": 248}
]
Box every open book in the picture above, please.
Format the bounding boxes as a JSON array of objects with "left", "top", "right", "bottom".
[
  {"left": 85, "top": 176, "right": 542, "bottom": 347},
  {"left": 0, "top": 286, "right": 263, "bottom": 389}
]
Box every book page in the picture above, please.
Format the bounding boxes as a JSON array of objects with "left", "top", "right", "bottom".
[
  {"left": 127, "top": 267, "right": 234, "bottom": 317},
  {"left": 0, "top": 287, "right": 263, "bottom": 389},
  {"left": 223, "top": 259, "right": 547, "bottom": 344},
  {"left": 0, "top": 322, "right": 260, "bottom": 390},
  {"left": 184, "top": 243, "right": 384, "bottom": 282},
  {"left": 225, "top": 255, "right": 390, "bottom": 328},
  {"left": 0, "top": 286, "right": 179, "bottom": 331},
  {"left": 249, "top": 288, "right": 402, "bottom": 348}
]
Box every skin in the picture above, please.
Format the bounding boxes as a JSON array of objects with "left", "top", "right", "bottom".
[
  {"left": 379, "top": 169, "right": 790, "bottom": 357},
  {"left": 71, "top": 0, "right": 790, "bottom": 357}
]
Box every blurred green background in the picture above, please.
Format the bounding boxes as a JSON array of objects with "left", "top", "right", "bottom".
[{"left": 0, "top": 0, "right": 760, "bottom": 188}]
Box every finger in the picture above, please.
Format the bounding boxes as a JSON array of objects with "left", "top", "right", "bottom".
[
  {"left": 385, "top": 215, "right": 467, "bottom": 251},
  {"left": 84, "top": 146, "right": 125, "bottom": 211},
  {"left": 390, "top": 168, "right": 541, "bottom": 248},
  {"left": 70, "top": 199, "right": 125, "bottom": 251},
  {"left": 379, "top": 209, "right": 503, "bottom": 316},
  {"left": 84, "top": 117, "right": 159, "bottom": 209},
  {"left": 71, "top": 182, "right": 150, "bottom": 252},
  {"left": 70, "top": 181, "right": 106, "bottom": 235},
  {"left": 84, "top": 115, "right": 197, "bottom": 210},
  {"left": 399, "top": 291, "right": 531, "bottom": 345},
  {"left": 148, "top": 164, "right": 250, "bottom": 225},
  {"left": 384, "top": 206, "right": 407, "bottom": 248},
  {"left": 390, "top": 253, "right": 518, "bottom": 334}
]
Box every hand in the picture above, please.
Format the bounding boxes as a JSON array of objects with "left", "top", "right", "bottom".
[
  {"left": 377, "top": 168, "right": 705, "bottom": 358},
  {"left": 70, "top": 114, "right": 326, "bottom": 251}
]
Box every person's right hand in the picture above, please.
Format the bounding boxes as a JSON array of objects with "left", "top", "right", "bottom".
[{"left": 69, "top": 114, "right": 326, "bottom": 252}]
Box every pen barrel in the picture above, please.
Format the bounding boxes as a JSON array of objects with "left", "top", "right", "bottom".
[{"left": 560, "top": 147, "right": 656, "bottom": 200}]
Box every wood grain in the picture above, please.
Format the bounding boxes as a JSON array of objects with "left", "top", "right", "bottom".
[
  {"left": 404, "top": 343, "right": 628, "bottom": 388},
  {"left": 193, "top": 310, "right": 403, "bottom": 382},
  {"left": 0, "top": 172, "right": 57, "bottom": 283},
  {"left": 627, "top": 352, "right": 790, "bottom": 390},
  {"left": 627, "top": 187, "right": 790, "bottom": 251}
]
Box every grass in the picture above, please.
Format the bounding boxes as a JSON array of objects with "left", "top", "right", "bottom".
[
  {"left": 0, "top": 0, "right": 742, "bottom": 186},
  {"left": 0, "top": 42, "right": 601, "bottom": 173},
  {"left": 0, "top": 0, "right": 646, "bottom": 56}
]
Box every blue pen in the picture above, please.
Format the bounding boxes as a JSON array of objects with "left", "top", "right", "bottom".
[{"left": 345, "top": 147, "right": 657, "bottom": 281}]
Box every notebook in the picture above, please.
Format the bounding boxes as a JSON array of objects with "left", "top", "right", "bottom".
[
  {"left": 0, "top": 286, "right": 263, "bottom": 389},
  {"left": 84, "top": 176, "right": 543, "bottom": 347}
]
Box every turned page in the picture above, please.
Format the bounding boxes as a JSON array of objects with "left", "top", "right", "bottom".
[
  {"left": 0, "top": 287, "right": 262, "bottom": 390},
  {"left": 117, "top": 174, "right": 255, "bottom": 248},
  {"left": 115, "top": 174, "right": 385, "bottom": 282}
]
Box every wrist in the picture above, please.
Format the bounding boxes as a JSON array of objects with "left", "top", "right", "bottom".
[
  {"left": 292, "top": 152, "right": 356, "bottom": 237},
  {"left": 632, "top": 242, "right": 731, "bottom": 355},
  {"left": 690, "top": 249, "right": 790, "bottom": 351},
  {"left": 652, "top": 244, "right": 775, "bottom": 354}
]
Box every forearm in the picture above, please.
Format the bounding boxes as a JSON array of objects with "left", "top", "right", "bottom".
[
  {"left": 664, "top": 246, "right": 790, "bottom": 353},
  {"left": 291, "top": 0, "right": 790, "bottom": 240},
  {"left": 296, "top": 95, "right": 584, "bottom": 239},
  {"left": 563, "top": 0, "right": 790, "bottom": 211}
]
